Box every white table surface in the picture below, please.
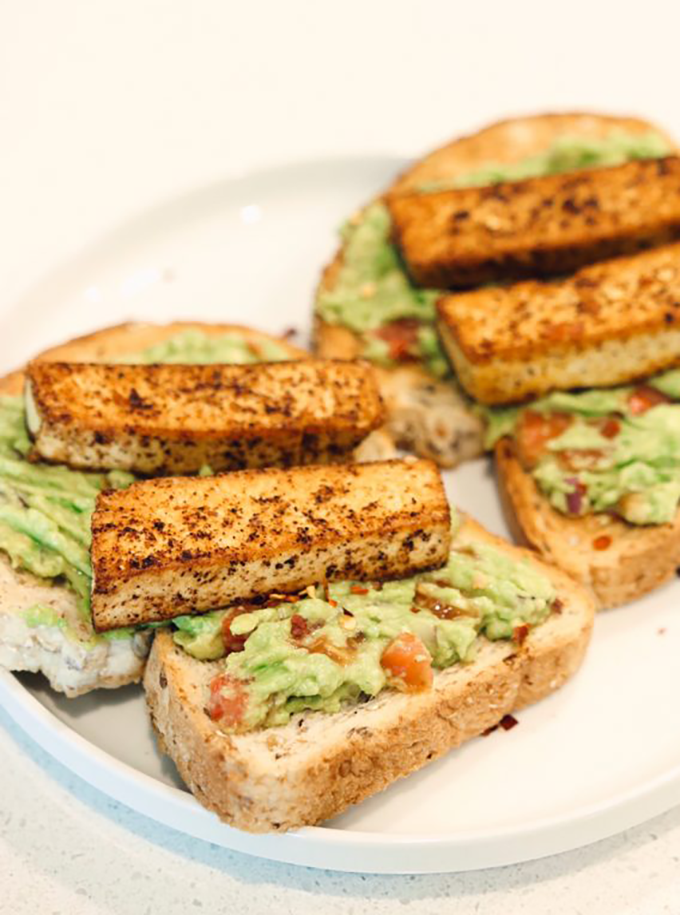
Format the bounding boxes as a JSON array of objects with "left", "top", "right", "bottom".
[{"left": 2, "top": 1, "right": 680, "bottom": 909}]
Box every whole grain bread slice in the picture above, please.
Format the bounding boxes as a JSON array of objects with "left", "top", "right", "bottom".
[
  {"left": 495, "top": 438, "right": 680, "bottom": 609},
  {"left": 0, "top": 321, "right": 307, "bottom": 696},
  {"left": 143, "top": 515, "right": 594, "bottom": 833},
  {"left": 313, "top": 112, "right": 675, "bottom": 466}
]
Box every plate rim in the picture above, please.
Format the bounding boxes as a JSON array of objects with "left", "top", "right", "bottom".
[
  {"left": 2, "top": 153, "right": 680, "bottom": 873},
  {"left": 4, "top": 664, "right": 680, "bottom": 874}
]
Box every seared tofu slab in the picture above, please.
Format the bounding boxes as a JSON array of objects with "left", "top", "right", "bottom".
[
  {"left": 90, "top": 459, "right": 450, "bottom": 630},
  {"left": 389, "top": 157, "right": 680, "bottom": 288},
  {"left": 437, "top": 242, "right": 680, "bottom": 404},
  {"left": 25, "top": 360, "right": 384, "bottom": 474}
]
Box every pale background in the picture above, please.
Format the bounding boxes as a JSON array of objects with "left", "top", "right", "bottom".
[{"left": 2, "top": 1, "right": 680, "bottom": 912}]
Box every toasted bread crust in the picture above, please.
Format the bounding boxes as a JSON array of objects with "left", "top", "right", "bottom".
[
  {"left": 143, "top": 516, "right": 594, "bottom": 832},
  {"left": 389, "top": 157, "right": 680, "bottom": 288},
  {"left": 26, "top": 359, "right": 385, "bottom": 473},
  {"left": 495, "top": 438, "right": 680, "bottom": 608},
  {"left": 389, "top": 112, "right": 677, "bottom": 195},
  {"left": 90, "top": 459, "right": 451, "bottom": 630}
]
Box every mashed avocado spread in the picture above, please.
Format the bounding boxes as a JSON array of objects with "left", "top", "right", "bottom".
[
  {"left": 0, "top": 329, "right": 291, "bottom": 639},
  {"left": 176, "top": 518, "right": 557, "bottom": 732},
  {"left": 316, "top": 132, "right": 670, "bottom": 377},
  {"left": 484, "top": 369, "right": 680, "bottom": 525}
]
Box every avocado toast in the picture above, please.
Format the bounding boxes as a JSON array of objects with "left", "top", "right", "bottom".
[
  {"left": 0, "top": 321, "right": 307, "bottom": 696},
  {"left": 313, "top": 113, "right": 676, "bottom": 467},
  {"left": 490, "top": 374, "right": 680, "bottom": 608},
  {"left": 145, "top": 512, "right": 594, "bottom": 832}
]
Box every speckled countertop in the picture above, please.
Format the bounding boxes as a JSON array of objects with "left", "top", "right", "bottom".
[{"left": 2, "top": 705, "right": 679, "bottom": 914}]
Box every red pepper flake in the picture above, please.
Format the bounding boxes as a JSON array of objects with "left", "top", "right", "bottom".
[
  {"left": 290, "top": 614, "right": 311, "bottom": 640},
  {"left": 350, "top": 586, "right": 369, "bottom": 595},
  {"left": 592, "top": 535, "right": 612, "bottom": 551},
  {"left": 483, "top": 714, "right": 519, "bottom": 735},
  {"left": 500, "top": 714, "right": 519, "bottom": 731},
  {"left": 513, "top": 624, "right": 529, "bottom": 645},
  {"left": 552, "top": 598, "right": 564, "bottom": 614}
]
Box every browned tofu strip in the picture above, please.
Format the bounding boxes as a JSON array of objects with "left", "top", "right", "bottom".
[
  {"left": 90, "top": 459, "right": 451, "bottom": 630},
  {"left": 25, "top": 360, "right": 385, "bottom": 474},
  {"left": 389, "top": 157, "right": 680, "bottom": 288},
  {"left": 437, "top": 242, "right": 680, "bottom": 404}
]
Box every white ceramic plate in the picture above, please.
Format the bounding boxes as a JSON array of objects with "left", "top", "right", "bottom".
[{"left": 1, "top": 157, "right": 680, "bottom": 874}]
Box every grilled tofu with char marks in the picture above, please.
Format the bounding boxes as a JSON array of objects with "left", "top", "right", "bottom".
[
  {"left": 25, "top": 360, "right": 384, "bottom": 474},
  {"left": 389, "top": 157, "right": 680, "bottom": 288},
  {"left": 90, "top": 459, "right": 451, "bottom": 631},
  {"left": 437, "top": 241, "right": 680, "bottom": 404}
]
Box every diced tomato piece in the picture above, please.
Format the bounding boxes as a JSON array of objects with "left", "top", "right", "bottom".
[
  {"left": 381, "top": 632, "right": 433, "bottom": 692},
  {"left": 206, "top": 674, "right": 248, "bottom": 725},
  {"left": 628, "top": 386, "right": 671, "bottom": 415},
  {"left": 221, "top": 608, "right": 248, "bottom": 654},
  {"left": 375, "top": 319, "right": 420, "bottom": 361},
  {"left": 516, "top": 411, "right": 573, "bottom": 467},
  {"left": 513, "top": 624, "right": 529, "bottom": 645},
  {"left": 600, "top": 418, "right": 621, "bottom": 439}
]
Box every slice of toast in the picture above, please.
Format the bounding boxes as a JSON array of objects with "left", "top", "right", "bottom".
[
  {"left": 26, "top": 359, "right": 385, "bottom": 473},
  {"left": 314, "top": 113, "right": 676, "bottom": 465},
  {"left": 90, "top": 459, "right": 451, "bottom": 630},
  {"left": 143, "top": 515, "right": 595, "bottom": 833},
  {"left": 437, "top": 242, "right": 680, "bottom": 404},
  {"left": 389, "top": 157, "right": 680, "bottom": 288},
  {"left": 0, "top": 322, "right": 306, "bottom": 696},
  {"left": 313, "top": 315, "right": 484, "bottom": 467},
  {"left": 495, "top": 438, "right": 680, "bottom": 608}
]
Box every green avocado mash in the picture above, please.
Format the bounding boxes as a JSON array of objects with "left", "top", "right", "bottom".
[
  {"left": 0, "top": 330, "right": 291, "bottom": 640},
  {"left": 417, "top": 131, "right": 671, "bottom": 193},
  {"left": 175, "top": 520, "right": 556, "bottom": 732},
  {"left": 316, "top": 132, "right": 670, "bottom": 378},
  {"left": 484, "top": 368, "right": 680, "bottom": 525}
]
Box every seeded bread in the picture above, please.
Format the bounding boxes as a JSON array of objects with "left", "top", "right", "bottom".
[
  {"left": 495, "top": 438, "right": 680, "bottom": 609},
  {"left": 437, "top": 242, "right": 680, "bottom": 404},
  {"left": 313, "top": 113, "right": 675, "bottom": 464},
  {"left": 143, "top": 515, "right": 595, "bottom": 833}
]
